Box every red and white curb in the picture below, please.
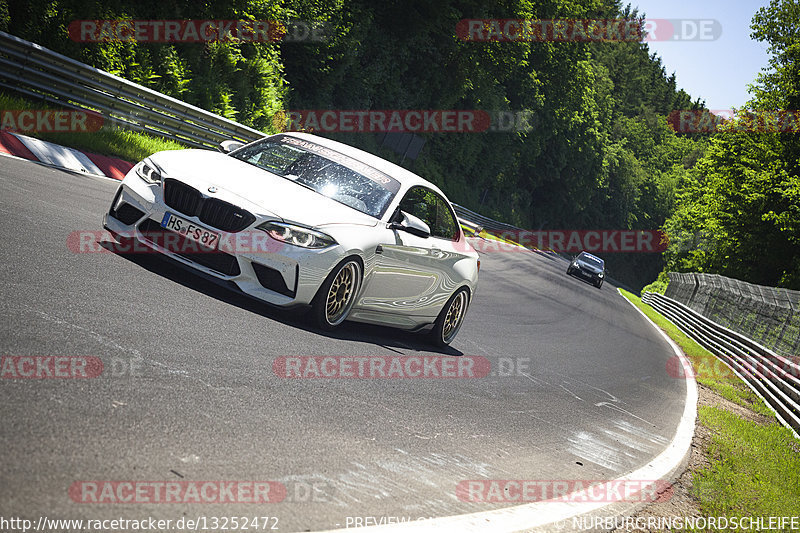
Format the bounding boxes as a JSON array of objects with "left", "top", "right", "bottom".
[{"left": 0, "top": 130, "right": 133, "bottom": 180}]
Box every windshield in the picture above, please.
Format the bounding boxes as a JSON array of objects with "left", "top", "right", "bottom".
[
  {"left": 579, "top": 253, "right": 604, "bottom": 267},
  {"left": 230, "top": 135, "right": 401, "bottom": 218}
]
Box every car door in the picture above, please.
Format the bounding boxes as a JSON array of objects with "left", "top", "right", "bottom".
[{"left": 357, "top": 186, "right": 464, "bottom": 319}]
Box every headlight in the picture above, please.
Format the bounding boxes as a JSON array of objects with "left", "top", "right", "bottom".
[
  {"left": 599, "top": 272, "right": 605, "bottom": 277},
  {"left": 136, "top": 159, "right": 162, "bottom": 184},
  {"left": 257, "top": 221, "right": 337, "bottom": 249}
]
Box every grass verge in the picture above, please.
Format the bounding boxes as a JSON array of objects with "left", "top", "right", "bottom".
[
  {"left": 1, "top": 90, "right": 185, "bottom": 162},
  {"left": 620, "top": 289, "right": 800, "bottom": 525}
]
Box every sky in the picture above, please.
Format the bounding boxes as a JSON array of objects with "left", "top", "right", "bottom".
[{"left": 629, "top": 0, "right": 773, "bottom": 110}]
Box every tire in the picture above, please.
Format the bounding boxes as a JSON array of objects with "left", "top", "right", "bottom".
[
  {"left": 430, "top": 287, "right": 470, "bottom": 347},
  {"left": 566, "top": 268, "right": 572, "bottom": 275},
  {"left": 596, "top": 279, "right": 603, "bottom": 289},
  {"left": 311, "top": 257, "right": 362, "bottom": 330}
]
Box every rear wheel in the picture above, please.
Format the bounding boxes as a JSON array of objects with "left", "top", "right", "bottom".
[
  {"left": 430, "top": 288, "right": 470, "bottom": 347},
  {"left": 312, "top": 258, "right": 362, "bottom": 330}
]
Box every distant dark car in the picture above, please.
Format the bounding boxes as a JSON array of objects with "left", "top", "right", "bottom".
[{"left": 567, "top": 251, "right": 605, "bottom": 288}]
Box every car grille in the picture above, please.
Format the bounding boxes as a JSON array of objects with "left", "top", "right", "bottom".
[
  {"left": 162, "top": 179, "right": 255, "bottom": 233},
  {"left": 138, "top": 218, "right": 241, "bottom": 277}
]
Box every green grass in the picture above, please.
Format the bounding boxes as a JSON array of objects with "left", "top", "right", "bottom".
[
  {"left": 620, "top": 288, "right": 800, "bottom": 524},
  {"left": 1, "top": 90, "right": 185, "bottom": 162},
  {"left": 694, "top": 406, "right": 800, "bottom": 517}
]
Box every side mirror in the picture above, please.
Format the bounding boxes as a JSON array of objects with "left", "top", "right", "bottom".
[
  {"left": 218, "top": 140, "right": 245, "bottom": 153},
  {"left": 389, "top": 211, "right": 431, "bottom": 238}
]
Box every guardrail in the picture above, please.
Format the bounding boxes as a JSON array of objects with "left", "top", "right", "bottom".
[
  {"left": 665, "top": 272, "right": 800, "bottom": 359},
  {"left": 642, "top": 291, "right": 800, "bottom": 436},
  {"left": 452, "top": 203, "right": 525, "bottom": 234},
  {"left": 457, "top": 218, "right": 483, "bottom": 237},
  {"left": 0, "top": 30, "right": 266, "bottom": 150}
]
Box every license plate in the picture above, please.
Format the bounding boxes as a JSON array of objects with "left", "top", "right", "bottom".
[{"left": 160, "top": 212, "right": 220, "bottom": 249}]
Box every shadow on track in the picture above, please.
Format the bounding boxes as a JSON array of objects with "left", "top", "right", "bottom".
[{"left": 101, "top": 239, "right": 464, "bottom": 356}]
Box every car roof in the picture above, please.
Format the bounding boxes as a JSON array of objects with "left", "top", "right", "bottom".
[
  {"left": 579, "top": 252, "right": 604, "bottom": 263},
  {"left": 277, "top": 132, "right": 447, "bottom": 197}
]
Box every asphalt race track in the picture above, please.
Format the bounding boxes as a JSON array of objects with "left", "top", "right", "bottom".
[{"left": 0, "top": 156, "right": 687, "bottom": 531}]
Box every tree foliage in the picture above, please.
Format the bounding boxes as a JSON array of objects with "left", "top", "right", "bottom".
[
  {"left": 2, "top": 0, "right": 287, "bottom": 131},
  {"left": 663, "top": 0, "right": 800, "bottom": 288}
]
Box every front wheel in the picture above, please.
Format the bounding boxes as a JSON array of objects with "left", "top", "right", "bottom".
[
  {"left": 596, "top": 279, "right": 603, "bottom": 289},
  {"left": 311, "top": 258, "right": 362, "bottom": 330},
  {"left": 430, "top": 288, "right": 470, "bottom": 347}
]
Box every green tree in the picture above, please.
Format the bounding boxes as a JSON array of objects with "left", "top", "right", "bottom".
[{"left": 663, "top": 0, "right": 800, "bottom": 288}]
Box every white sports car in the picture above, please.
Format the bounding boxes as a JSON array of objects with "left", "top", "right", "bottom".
[{"left": 103, "top": 132, "right": 479, "bottom": 345}]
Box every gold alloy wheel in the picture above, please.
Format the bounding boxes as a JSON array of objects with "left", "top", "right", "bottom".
[
  {"left": 442, "top": 290, "right": 469, "bottom": 343},
  {"left": 325, "top": 261, "right": 360, "bottom": 325}
]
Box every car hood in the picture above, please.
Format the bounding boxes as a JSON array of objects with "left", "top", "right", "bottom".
[{"left": 150, "top": 149, "right": 381, "bottom": 228}]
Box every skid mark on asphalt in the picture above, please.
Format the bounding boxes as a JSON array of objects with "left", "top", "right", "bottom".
[
  {"left": 14, "top": 304, "right": 235, "bottom": 390},
  {"left": 20, "top": 304, "right": 145, "bottom": 358},
  {"left": 277, "top": 451, "right": 500, "bottom": 515},
  {"left": 595, "top": 401, "right": 653, "bottom": 425},
  {"left": 613, "top": 419, "right": 670, "bottom": 445},
  {"left": 278, "top": 454, "right": 493, "bottom": 507},
  {"left": 558, "top": 381, "right": 584, "bottom": 401},
  {"left": 565, "top": 429, "right": 651, "bottom": 472},
  {"left": 565, "top": 419, "right": 670, "bottom": 473},
  {"left": 601, "top": 428, "right": 659, "bottom": 453},
  {"left": 567, "top": 431, "right": 629, "bottom": 471},
  {"left": 507, "top": 373, "right": 669, "bottom": 473}
]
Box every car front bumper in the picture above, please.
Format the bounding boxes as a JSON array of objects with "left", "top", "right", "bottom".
[
  {"left": 570, "top": 266, "right": 604, "bottom": 283},
  {"left": 103, "top": 176, "right": 347, "bottom": 309}
]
